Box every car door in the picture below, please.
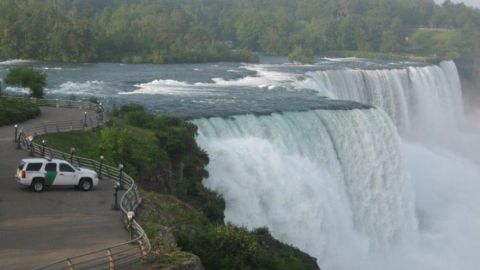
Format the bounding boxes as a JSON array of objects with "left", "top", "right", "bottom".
[
  {"left": 57, "top": 163, "right": 77, "bottom": 186},
  {"left": 44, "top": 162, "right": 58, "bottom": 186}
]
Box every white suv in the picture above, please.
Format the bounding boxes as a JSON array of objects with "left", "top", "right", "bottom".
[{"left": 16, "top": 158, "right": 99, "bottom": 192}]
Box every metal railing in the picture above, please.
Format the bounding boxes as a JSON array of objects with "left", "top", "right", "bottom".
[
  {"left": 2, "top": 95, "right": 97, "bottom": 111},
  {"left": 15, "top": 114, "right": 151, "bottom": 270}
]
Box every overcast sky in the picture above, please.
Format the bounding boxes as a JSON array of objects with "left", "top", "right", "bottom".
[{"left": 434, "top": 0, "right": 480, "bottom": 8}]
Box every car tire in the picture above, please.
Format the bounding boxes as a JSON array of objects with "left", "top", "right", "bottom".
[
  {"left": 31, "top": 178, "right": 45, "bottom": 192},
  {"left": 79, "top": 178, "right": 93, "bottom": 191}
]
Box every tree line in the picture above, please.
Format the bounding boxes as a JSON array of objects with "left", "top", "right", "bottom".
[{"left": 0, "top": 0, "right": 479, "bottom": 63}]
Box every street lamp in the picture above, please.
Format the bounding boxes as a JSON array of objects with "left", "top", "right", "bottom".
[
  {"left": 70, "top": 147, "right": 75, "bottom": 163},
  {"left": 118, "top": 164, "right": 124, "bottom": 190},
  {"left": 112, "top": 181, "right": 120, "bottom": 210},
  {"left": 28, "top": 136, "right": 34, "bottom": 156},
  {"left": 13, "top": 124, "right": 18, "bottom": 143},
  {"left": 127, "top": 211, "right": 135, "bottom": 239},
  {"left": 99, "top": 155, "right": 104, "bottom": 179},
  {"left": 41, "top": 139, "right": 47, "bottom": 157}
]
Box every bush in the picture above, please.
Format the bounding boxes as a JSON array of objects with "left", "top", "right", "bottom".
[
  {"left": 178, "top": 224, "right": 320, "bottom": 270},
  {"left": 289, "top": 46, "right": 315, "bottom": 64},
  {"left": 0, "top": 97, "right": 40, "bottom": 126},
  {"left": 4, "top": 67, "right": 46, "bottom": 98}
]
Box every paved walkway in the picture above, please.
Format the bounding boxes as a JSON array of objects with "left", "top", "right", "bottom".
[{"left": 0, "top": 107, "right": 128, "bottom": 270}]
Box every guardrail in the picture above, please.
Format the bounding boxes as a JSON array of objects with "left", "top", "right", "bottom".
[
  {"left": 16, "top": 114, "right": 151, "bottom": 270},
  {"left": 2, "top": 95, "right": 98, "bottom": 110}
]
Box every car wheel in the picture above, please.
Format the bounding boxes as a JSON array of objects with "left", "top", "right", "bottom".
[
  {"left": 31, "top": 179, "right": 44, "bottom": 192},
  {"left": 79, "top": 178, "right": 93, "bottom": 191}
]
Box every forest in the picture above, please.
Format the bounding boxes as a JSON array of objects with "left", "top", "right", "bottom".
[{"left": 0, "top": 0, "right": 479, "bottom": 65}]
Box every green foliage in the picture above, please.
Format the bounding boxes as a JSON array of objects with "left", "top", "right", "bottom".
[
  {"left": 1, "top": 0, "right": 480, "bottom": 63},
  {"left": 141, "top": 192, "right": 320, "bottom": 270},
  {"left": 0, "top": 96, "right": 40, "bottom": 126},
  {"left": 40, "top": 104, "right": 225, "bottom": 223},
  {"left": 289, "top": 46, "right": 314, "bottom": 64},
  {"left": 4, "top": 67, "right": 46, "bottom": 98}
]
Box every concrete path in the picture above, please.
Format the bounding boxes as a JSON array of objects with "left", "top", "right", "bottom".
[{"left": 0, "top": 107, "right": 128, "bottom": 270}]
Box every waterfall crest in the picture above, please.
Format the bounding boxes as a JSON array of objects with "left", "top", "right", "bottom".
[{"left": 306, "top": 61, "right": 464, "bottom": 136}]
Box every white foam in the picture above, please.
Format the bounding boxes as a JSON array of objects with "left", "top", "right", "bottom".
[
  {"left": 47, "top": 80, "right": 109, "bottom": 96},
  {"left": 0, "top": 59, "right": 35, "bottom": 65},
  {"left": 4, "top": 86, "right": 29, "bottom": 94}
]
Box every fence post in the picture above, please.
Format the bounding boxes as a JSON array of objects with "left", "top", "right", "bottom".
[
  {"left": 107, "top": 248, "right": 114, "bottom": 270},
  {"left": 66, "top": 258, "right": 74, "bottom": 270},
  {"left": 139, "top": 240, "right": 147, "bottom": 257}
]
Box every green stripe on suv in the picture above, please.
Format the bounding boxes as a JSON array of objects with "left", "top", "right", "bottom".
[{"left": 45, "top": 171, "right": 58, "bottom": 185}]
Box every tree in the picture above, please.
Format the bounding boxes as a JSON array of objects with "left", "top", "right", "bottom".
[
  {"left": 4, "top": 67, "right": 46, "bottom": 98},
  {"left": 288, "top": 46, "right": 314, "bottom": 64}
]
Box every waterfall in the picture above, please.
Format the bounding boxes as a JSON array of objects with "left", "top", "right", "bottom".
[
  {"left": 306, "top": 61, "right": 464, "bottom": 136},
  {"left": 193, "top": 108, "right": 418, "bottom": 269}
]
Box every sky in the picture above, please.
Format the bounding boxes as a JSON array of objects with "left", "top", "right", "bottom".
[{"left": 434, "top": 0, "right": 480, "bottom": 8}]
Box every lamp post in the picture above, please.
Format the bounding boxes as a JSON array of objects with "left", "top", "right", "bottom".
[
  {"left": 16, "top": 131, "right": 22, "bottom": 150},
  {"left": 70, "top": 147, "right": 75, "bottom": 164},
  {"left": 112, "top": 181, "right": 120, "bottom": 210},
  {"left": 127, "top": 211, "right": 135, "bottom": 239},
  {"left": 29, "top": 136, "right": 34, "bottom": 156},
  {"left": 118, "top": 164, "right": 124, "bottom": 190},
  {"left": 41, "top": 139, "right": 47, "bottom": 157},
  {"left": 13, "top": 124, "right": 18, "bottom": 143},
  {"left": 99, "top": 155, "right": 104, "bottom": 180}
]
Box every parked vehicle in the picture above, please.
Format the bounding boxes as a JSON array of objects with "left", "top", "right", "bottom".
[{"left": 16, "top": 158, "right": 99, "bottom": 192}]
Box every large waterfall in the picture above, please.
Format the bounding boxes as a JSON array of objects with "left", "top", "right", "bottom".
[
  {"left": 306, "top": 61, "right": 464, "bottom": 136},
  {"left": 193, "top": 60, "right": 480, "bottom": 269},
  {"left": 193, "top": 109, "right": 418, "bottom": 269}
]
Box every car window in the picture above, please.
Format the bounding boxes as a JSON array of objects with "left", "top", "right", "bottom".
[
  {"left": 26, "top": 163, "right": 42, "bottom": 171},
  {"left": 45, "top": 163, "right": 57, "bottom": 172},
  {"left": 60, "top": 163, "right": 75, "bottom": 172}
]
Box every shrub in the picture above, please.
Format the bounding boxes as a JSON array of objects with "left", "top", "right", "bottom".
[
  {"left": 4, "top": 67, "right": 46, "bottom": 98},
  {"left": 0, "top": 97, "right": 40, "bottom": 126},
  {"left": 289, "top": 46, "right": 315, "bottom": 64}
]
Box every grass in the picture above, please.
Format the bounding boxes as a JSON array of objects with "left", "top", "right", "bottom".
[
  {"left": 36, "top": 130, "right": 103, "bottom": 159},
  {"left": 0, "top": 96, "right": 40, "bottom": 126}
]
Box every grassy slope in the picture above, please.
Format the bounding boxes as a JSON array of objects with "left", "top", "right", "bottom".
[{"left": 0, "top": 96, "right": 40, "bottom": 126}]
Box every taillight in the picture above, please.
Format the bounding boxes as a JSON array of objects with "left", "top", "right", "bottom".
[{"left": 22, "top": 171, "right": 26, "bottom": 178}]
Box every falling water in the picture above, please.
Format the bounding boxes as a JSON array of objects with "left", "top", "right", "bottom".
[{"left": 193, "top": 109, "right": 418, "bottom": 269}]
